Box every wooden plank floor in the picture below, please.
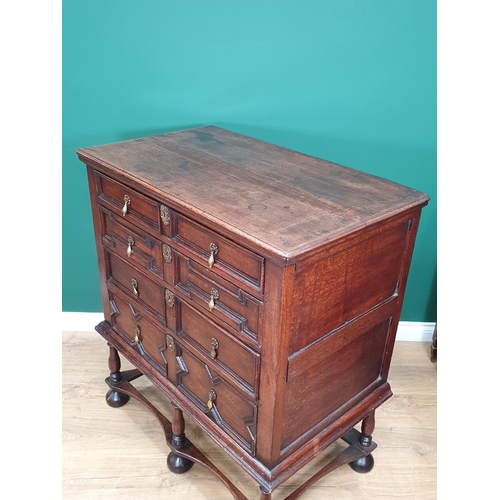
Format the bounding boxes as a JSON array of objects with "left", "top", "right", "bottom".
[{"left": 62, "top": 332, "right": 436, "bottom": 499}]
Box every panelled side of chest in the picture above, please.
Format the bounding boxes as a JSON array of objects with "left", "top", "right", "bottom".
[{"left": 262, "top": 208, "right": 424, "bottom": 473}]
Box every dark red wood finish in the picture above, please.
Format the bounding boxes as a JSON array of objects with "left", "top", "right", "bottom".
[{"left": 78, "top": 126, "right": 429, "bottom": 498}]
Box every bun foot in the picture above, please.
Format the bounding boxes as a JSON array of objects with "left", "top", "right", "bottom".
[
  {"left": 349, "top": 454, "right": 374, "bottom": 474},
  {"left": 167, "top": 451, "right": 194, "bottom": 474},
  {"left": 106, "top": 388, "right": 130, "bottom": 408}
]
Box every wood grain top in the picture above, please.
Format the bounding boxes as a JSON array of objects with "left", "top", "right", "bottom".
[{"left": 77, "top": 126, "right": 429, "bottom": 258}]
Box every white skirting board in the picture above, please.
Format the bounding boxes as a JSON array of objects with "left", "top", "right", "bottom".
[
  {"left": 62, "top": 312, "right": 435, "bottom": 342},
  {"left": 62, "top": 312, "right": 105, "bottom": 333}
]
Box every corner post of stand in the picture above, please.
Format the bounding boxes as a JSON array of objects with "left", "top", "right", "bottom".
[
  {"left": 167, "top": 403, "right": 195, "bottom": 474},
  {"left": 349, "top": 411, "right": 376, "bottom": 473},
  {"left": 105, "top": 343, "right": 130, "bottom": 407}
]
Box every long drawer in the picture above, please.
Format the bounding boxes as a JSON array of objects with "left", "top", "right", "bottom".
[
  {"left": 177, "top": 300, "right": 260, "bottom": 397},
  {"left": 161, "top": 338, "right": 258, "bottom": 456},
  {"left": 173, "top": 250, "right": 262, "bottom": 348},
  {"left": 164, "top": 209, "right": 264, "bottom": 295}
]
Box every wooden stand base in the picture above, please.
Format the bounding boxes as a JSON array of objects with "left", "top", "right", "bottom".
[{"left": 105, "top": 366, "right": 378, "bottom": 500}]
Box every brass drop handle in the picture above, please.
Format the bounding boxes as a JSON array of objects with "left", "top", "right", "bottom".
[
  {"left": 208, "top": 242, "right": 218, "bottom": 268},
  {"left": 210, "top": 337, "right": 219, "bottom": 359},
  {"left": 131, "top": 278, "right": 139, "bottom": 297},
  {"left": 208, "top": 287, "right": 219, "bottom": 311},
  {"left": 122, "top": 194, "right": 131, "bottom": 216},
  {"left": 127, "top": 235, "right": 134, "bottom": 257},
  {"left": 133, "top": 325, "right": 141, "bottom": 345},
  {"left": 207, "top": 389, "right": 217, "bottom": 410}
]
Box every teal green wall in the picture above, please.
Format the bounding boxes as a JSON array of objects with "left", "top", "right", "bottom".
[{"left": 63, "top": 1, "right": 436, "bottom": 321}]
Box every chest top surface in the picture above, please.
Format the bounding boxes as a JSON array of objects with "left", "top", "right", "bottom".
[{"left": 77, "top": 125, "right": 429, "bottom": 258}]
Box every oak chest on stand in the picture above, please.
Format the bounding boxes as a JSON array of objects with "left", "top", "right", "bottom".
[{"left": 77, "top": 126, "right": 429, "bottom": 499}]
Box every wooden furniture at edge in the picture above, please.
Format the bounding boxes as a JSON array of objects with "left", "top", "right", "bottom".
[
  {"left": 430, "top": 324, "right": 437, "bottom": 362},
  {"left": 77, "top": 126, "right": 429, "bottom": 500}
]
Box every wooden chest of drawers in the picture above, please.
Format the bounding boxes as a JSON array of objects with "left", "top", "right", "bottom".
[{"left": 77, "top": 126, "right": 429, "bottom": 499}]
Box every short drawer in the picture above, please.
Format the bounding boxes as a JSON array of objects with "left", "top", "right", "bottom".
[
  {"left": 107, "top": 289, "right": 169, "bottom": 375},
  {"left": 174, "top": 252, "right": 261, "bottom": 346},
  {"left": 106, "top": 252, "right": 172, "bottom": 328},
  {"left": 95, "top": 171, "right": 159, "bottom": 232},
  {"left": 99, "top": 205, "right": 163, "bottom": 278},
  {"left": 177, "top": 300, "right": 259, "bottom": 396},
  {"left": 167, "top": 342, "right": 258, "bottom": 456},
  {"left": 160, "top": 207, "right": 264, "bottom": 294}
]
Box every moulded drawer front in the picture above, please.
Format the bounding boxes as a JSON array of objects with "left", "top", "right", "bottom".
[
  {"left": 96, "top": 172, "right": 159, "bottom": 231},
  {"left": 106, "top": 252, "right": 167, "bottom": 325},
  {"left": 168, "top": 211, "right": 264, "bottom": 294},
  {"left": 175, "top": 252, "right": 262, "bottom": 346},
  {"left": 108, "top": 290, "right": 168, "bottom": 374},
  {"left": 175, "top": 345, "right": 258, "bottom": 456},
  {"left": 177, "top": 300, "right": 259, "bottom": 395},
  {"left": 100, "top": 205, "right": 163, "bottom": 278}
]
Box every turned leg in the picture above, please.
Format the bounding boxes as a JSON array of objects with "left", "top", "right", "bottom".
[
  {"left": 349, "top": 411, "right": 375, "bottom": 473},
  {"left": 260, "top": 486, "right": 272, "bottom": 500},
  {"left": 167, "top": 404, "right": 194, "bottom": 474},
  {"left": 105, "top": 343, "right": 130, "bottom": 407}
]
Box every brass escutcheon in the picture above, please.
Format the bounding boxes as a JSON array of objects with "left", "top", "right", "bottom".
[
  {"left": 165, "top": 289, "right": 175, "bottom": 308},
  {"left": 210, "top": 337, "right": 219, "bottom": 359},
  {"left": 166, "top": 334, "right": 175, "bottom": 352},
  {"left": 122, "top": 194, "right": 131, "bottom": 216},
  {"left": 208, "top": 242, "right": 218, "bottom": 268},
  {"left": 208, "top": 287, "right": 219, "bottom": 311},
  {"left": 162, "top": 244, "right": 172, "bottom": 263},
  {"left": 160, "top": 205, "right": 171, "bottom": 225}
]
